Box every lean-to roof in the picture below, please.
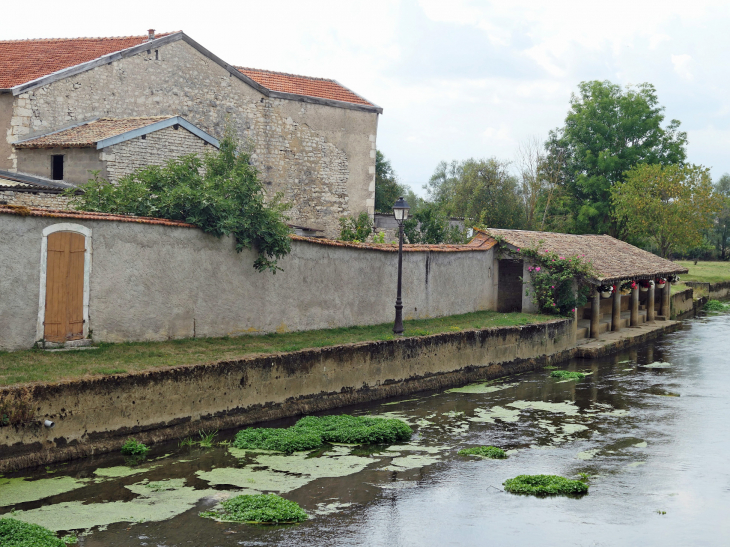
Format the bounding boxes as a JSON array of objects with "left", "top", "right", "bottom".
[
  {"left": 484, "top": 228, "right": 688, "bottom": 284},
  {"left": 0, "top": 169, "right": 75, "bottom": 192}
]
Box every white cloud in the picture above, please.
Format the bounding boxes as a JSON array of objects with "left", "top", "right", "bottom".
[{"left": 671, "top": 54, "right": 694, "bottom": 81}]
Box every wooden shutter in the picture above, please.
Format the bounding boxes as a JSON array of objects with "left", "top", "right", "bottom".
[{"left": 44, "top": 232, "right": 85, "bottom": 343}]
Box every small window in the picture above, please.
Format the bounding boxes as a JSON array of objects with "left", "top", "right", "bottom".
[{"left": 51, "top": 155, "right": 64, "bottom": 180}]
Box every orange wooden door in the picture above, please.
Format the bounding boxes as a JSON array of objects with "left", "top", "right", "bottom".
[{"left": 44, "top": 232, "right": 85, "bottom": 342}]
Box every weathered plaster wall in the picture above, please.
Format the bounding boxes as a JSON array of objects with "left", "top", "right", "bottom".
[
  {"left": 0, "top": 319, "right": 574, "bottom": 471},
  {"left": 6, "top": 40, "right": 378, "bottom": 236},
  {"left": 104, "top": 124, "right": 211, "bottom": 183},
  {"left": 0, "top": 214, "right": 495, "bottom": 351},
  {"left": 0, "top": 93, "right": 13, "bottom": 171},
  {"left": 0, "top": 190, "right": 70, "bottom": 209},
  {"left": 16, "top": 147, "right": 104, "bottom": 184}
]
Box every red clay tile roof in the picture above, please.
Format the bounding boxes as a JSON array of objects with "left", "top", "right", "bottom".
[
  {"left": 237, "top": 67, "right": 374, "bottom": 107},
  {"left": 0, "top": 33, "right": 175, "bottom": 89},
  {"left": 14, "top": 116, "right": 174, "bottom": 148},
  {"left": 291, "top": 233, "right": 497, "bottom": 253},
  {"left": 483, "top": 228, "right": 688, "bottom": 283},
  {"left": 0, "top": 206, "right": 196, "bottom": 228}
]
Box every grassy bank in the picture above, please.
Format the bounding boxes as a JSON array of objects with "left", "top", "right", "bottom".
[
  {"left": 675, "top": 261, "right": 730, "bottom": 283},
  {"left": 0, "top": 311, "right": 554, "bottom": 386}
]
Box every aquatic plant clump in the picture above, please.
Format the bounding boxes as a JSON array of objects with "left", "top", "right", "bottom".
[
  {"left": 0, "top": 517, "right": 66, "bottom": 547},
  {"left": 550, "top": 370, "right": 586, "bottom": 380},
  {"left": 503, "top": 474, "right": 589, "bottom": 496},
  {"left": 457, "top": 446, "right": 507, "bottom": 459},
  {"left": 704, "top": 299, "right": 730, "bottom": 312},
  {"left": 201, "top": 494, "right": 308, "bottom": 524},
  {"left": 120, "top": 438, "right": 149, "bottom": 456},
  {"left": 234, "top": 415, "right": 413, "bottom": 453}
]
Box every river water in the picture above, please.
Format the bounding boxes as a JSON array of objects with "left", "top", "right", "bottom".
[{"left": 2, "top": 313, "right": 729, "bottom": 546}]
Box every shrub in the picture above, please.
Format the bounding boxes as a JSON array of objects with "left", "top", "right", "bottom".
[
  {"left": 339, "top": 212, "right": 373, "bottom": 242},
  {"left": 120, "top": 438, "right": 149, "bottom": 456},
  {"left": 201, "top": 494, "right": 308, "bottom": 524},
  {"left": 550, "top": 370, "right": 586, "bottom": 380},
  {"left": 233, "top": 415, "right": 412, "bottom": 453},
  {"left": 457, "top": 446, "right": 507, "bottom": 459},
  {"left": 503, "top": 474, "right": 589, "bottom": 496},
  {"left": 704, "top": 299, "right": 730, "bottom": 311},
  {"left": 0, "top": 518, "right": 65, "bottom": 547}
]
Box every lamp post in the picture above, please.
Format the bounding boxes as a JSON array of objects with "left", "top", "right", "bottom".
[{"left": 392, "top": 196, "right": 411, "bottom": 336}]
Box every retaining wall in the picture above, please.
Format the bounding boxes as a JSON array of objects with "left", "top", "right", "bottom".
[
  {"left": 0, "top": 319, "right": 574, "bottom": 472},
  {"left": 684, "top": 281, "right": 730, "bottom": 301}
]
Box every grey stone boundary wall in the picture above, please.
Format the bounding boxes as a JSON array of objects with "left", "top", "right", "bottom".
[
  {"left": 0, "top": 319, "right": 574, "bottom": 472},
  {"left": 684, "top": 281, "right": 730, "bottom": 301}
]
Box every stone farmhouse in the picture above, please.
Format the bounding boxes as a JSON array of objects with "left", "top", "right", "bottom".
[{"left": 0, "top": 30, "right": 382, "bottom": 236}]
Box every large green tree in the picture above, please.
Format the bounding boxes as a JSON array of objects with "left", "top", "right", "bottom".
[
  {"left": 715, "top": 173, "right": 730, "bottom": 259},
  {"left": 611, "top": 164, "right": 721, "bottom": 258},
  {"left": 548, "top": 81, "right": 687, "bottom": 235},
  {"left": 374, "top": 150, "right": 405, "bottom": 212}
]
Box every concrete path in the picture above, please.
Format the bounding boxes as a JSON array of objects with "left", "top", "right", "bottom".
[{"left": 575, "top": 320, "right": 682, "bottom": 359}]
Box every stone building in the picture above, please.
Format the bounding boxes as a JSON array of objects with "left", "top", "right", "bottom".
[
  {"left": 0, "top": 169, "right": 74, "bottom": 208},
  {"left": 0, "top": 31, "right": 382, "bottom": 236}
]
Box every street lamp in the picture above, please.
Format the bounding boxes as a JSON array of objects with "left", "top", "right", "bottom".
[{"left": 393, "top": 196, "right": 410, "bottom": 336}]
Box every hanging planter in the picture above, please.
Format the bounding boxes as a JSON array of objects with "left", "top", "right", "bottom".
[
  {"left": 598, "top": 284, "right": 613, "bottom": 298},
  {"left": 656, "top": 277, "right": 666, "bottom": 289},
  {"left": 639, "top": 280, "right": 652, "bottom": 292},
  {"left": 619, "top": 281, "right": 634, "bottom": 296}
]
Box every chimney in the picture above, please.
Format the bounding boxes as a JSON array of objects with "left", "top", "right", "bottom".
[{"left": 147, "top": 29, "right": 155, "bottom": 41}]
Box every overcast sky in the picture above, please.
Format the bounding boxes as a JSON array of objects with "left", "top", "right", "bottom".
[{"left": 5, "top": 0, "right": 729, "bottom": 195}]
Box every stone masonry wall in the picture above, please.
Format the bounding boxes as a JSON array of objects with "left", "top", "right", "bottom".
[
  {"left": 104, "top": 125, "right": 211, "bottom": 182},
  {"left": 0, "top": 190, "right": 70, "bottom": 209},
  {"left": 5, "top": 39, "right": 378, "bottom": 237}
]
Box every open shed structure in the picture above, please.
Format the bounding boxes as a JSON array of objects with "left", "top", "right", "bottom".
[{"left": 485, "top": 229, "right": 689, "bottom": 339}]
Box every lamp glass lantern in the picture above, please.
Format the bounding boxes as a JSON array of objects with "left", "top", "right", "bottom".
[{"left": 393, "top": 196, "right": 410, "bottom": 223}]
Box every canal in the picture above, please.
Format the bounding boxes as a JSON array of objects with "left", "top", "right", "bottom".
[{"left": 2, "top": 312, "right": 729, "bottom": 546}]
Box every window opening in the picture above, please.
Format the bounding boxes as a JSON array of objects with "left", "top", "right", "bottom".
[{"left": 51, "top": 155, "right": 64, "bottom": 180}]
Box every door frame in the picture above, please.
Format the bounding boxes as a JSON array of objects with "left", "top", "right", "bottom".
[{"left": 36, "top": 223, "right": 93, "bottom": 343}]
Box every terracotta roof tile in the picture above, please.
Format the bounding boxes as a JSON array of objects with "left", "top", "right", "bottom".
[
  {"left": 0, "top": 206, "right": 196, "bottom": 228},
  {"left": 290, "top": 234, "right": 496, "bottom": 253},
  {"left": 14, "top": 116, "right": 174, "bottom": 148},
  {"left": 484, "top": 228, "right": 688, "bottom": 283},
  {"left": 237, "top": 67, "right": 373, "bottom": 107},
  {"left": 0, "top": 33, "right": 174, "bottom": 89}
]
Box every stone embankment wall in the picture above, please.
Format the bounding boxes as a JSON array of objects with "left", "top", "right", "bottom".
[
  {"left": 0, "top": 213, "right": 496, "bottom": 351},
  {"left": 684, "top": 281, "right": 730, "bottom": 301},
  {"left": 3, "top": 39, "right": 378, "bottom": 236},
  {"left": 0, "top": 319, "right": 574, "bottom": 472}
]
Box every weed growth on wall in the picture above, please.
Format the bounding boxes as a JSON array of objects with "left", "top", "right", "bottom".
[{"left": 120, "top": 438, "right": 149, "bottom": 456}]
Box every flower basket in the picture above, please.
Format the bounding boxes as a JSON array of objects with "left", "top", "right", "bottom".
[
  {"left": 639, "top": 286, "right": 649, "bottom": 292},
  {"left": 600, "top": 291, "right": 612, "bottom": 298},
  {"left": 657, "top": 282, "right": 665, "bottom": 289}
]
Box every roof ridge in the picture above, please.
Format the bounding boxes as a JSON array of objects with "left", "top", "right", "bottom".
[
  {"left": 236, "top": 66, "right": 336, "bottom": 83},
  {"left": 0, "top": 32, "right": 178, "bottom": 44}
]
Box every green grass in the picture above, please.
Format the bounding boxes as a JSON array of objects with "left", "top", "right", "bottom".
[
  {"left": 120, "top": 438, "right": 149, "bottom": 456},
  {"left": 549, "top": 370, "right": 586, "bottom": 380},
  {"left": 201, "top": 494, "right": 308, "bottom": 524},
  {"left": 675, "top": 261, "right": 730, "bottom": 284},
  {"left": 0, "top": 311, "right": 554, "bottom": 386},
  {"left": 197, "top": 430, "right": 218, "bottom": 448},
  {"left": 503, "top": 474, "right": 589, "bottom": 496},
  {"left": 0, "top": 518, "right": 66, "bottom": 547},
  {"left": 457, "top": 446, "right": 507, "bottom": 459},
  {"left": 233, "top": 414, "right": 413, "bottom": 453}
]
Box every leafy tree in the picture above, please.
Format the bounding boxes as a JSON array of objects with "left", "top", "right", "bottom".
[
  {"left": 403, "top": 203, "right": 466, "bottom": 244},
  {"left": 714, "top": 173, "right": 730, "bottom": 260},
  {"left": 611, "top": 164, "right": 722, "bottom": 258},
  {"left": 338, "top": 211, "right": 373, "bottom": 242},
  {"left": 67, "top": 128, "right": 291, "bottom": 273},
  {"left": 374, "top": 150, "right": 405, "bottom": 212},
  {"left": 425, "top": 158, "right": 524, "bottom": 229},
  {"left": 548, "top": 81, "right": 687, "bottom": 235}
]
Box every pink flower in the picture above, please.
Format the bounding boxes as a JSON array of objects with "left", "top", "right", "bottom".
[
  {"left": 517, "top": 248, "right": 520, "bottom": 252},
  {"left": 551, "top": 286, "right": 555, "bottom": 288},
  {"left": 559, "top": 256, "right": 565, "bottom": 260},
  {"left": 535, "top": 267, "right": 541, "bottom": 272},
  {"left": 572, "top": 308, "right": 576, "bottom": 312}
]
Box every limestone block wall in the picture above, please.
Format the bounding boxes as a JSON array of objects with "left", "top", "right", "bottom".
[
  {"left": 3, "top": 39, "right": 379, "bottom": 237},
  {"left": 0, "top": 190, "right": 70, "bottom": 209},
  {"left": 103, "top": 125, "right": 211, "bottom": 183},
  {"left": 16, "top": 147, "right": 104, "bottom": 185}
]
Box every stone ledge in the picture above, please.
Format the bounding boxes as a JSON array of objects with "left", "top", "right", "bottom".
[{"left": 575, "top": 321, "right": 683, "bottom": 359}]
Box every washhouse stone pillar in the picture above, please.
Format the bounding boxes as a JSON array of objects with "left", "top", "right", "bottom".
[
  {"left": 661, "top": 282, "right": 671, "bottom": 317},
  {"left": 630, "top": 287, "right": 639, "bottom": 326},
  {"left": 590, "top": 290, "right": 600, "bottom": 338},
  {"left": 647, "top": 283, "right": 656, "bottom": 322},
  {"left": 612, "top": 286, "right": 622, "bottom": 332}
]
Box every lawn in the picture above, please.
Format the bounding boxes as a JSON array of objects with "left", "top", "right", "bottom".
[
  {"left": 0, "top": 310, "right": 554, "bottom": 386},
  {"left": 675, "top": 261, "right": 730, "bottom": 284}
]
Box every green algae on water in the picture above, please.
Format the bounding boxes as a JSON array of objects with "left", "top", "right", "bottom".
[
  {"left": 446, "top": 382, "right": 513, "bottom": 394},
  {"left": 640, "top": 362, "right": 672, "bottom": 369},
  {"left": 93, "top": 466, "right": 155, "bottom": 479},
  {"left": 507, "top": 400, "right": 580, "bottom": 415},
  {"left": 201, "top": 494, "right": 307, "bottom": 524},
  {"left": 457, "top": 446, "right": 507, "bottom": 459},
  {"left": 503, "top": 474, "right": 588, "bottom": 496},
  {"left": 0, "top": 476, "right": 90, "bottom": 508},
  {"left": 381, "top": 453, "right": 441, "bottom": 472}
]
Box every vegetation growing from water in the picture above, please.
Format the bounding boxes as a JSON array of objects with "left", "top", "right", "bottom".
[
  {"left": 201, "top": 494, "right": 308, "bottom": 524},
  {"left": 234, "top": 415, "right": 413, "bottom": 453},
  {"left": 0, "top": 517, "right": 66, "bottom": 547},
  {"left": 0, "top": 310, "right": 553, "bottom": 386},
  {"left": 457, "top": 446, "right": 507, "bottom": 459},
  {"left": 550, "top": 370, "right": 586, "bottom": 380},
  {"left": 704, "top": 300, "right": 730, "bottom": 312},
  {"left": 503, "top": 474, "right": 589, "bottom": 496},
  {"left": 120, "top": 438, "right": 149, "bottom": 456}
]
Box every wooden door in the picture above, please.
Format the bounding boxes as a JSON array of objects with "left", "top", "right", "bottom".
[{"left": 44, "top": 232, "right": 85, "bottom": 342}]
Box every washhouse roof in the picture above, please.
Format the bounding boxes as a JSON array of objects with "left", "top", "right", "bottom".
[
  {"left": 483, "top": 228, "right": 688, "bottom": 284},
  {"left": 14, "top": 116, "right": 219, "bottom": 149},
  {"left": 0, "top": 32, "right": 382, "bottom": 112}
]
